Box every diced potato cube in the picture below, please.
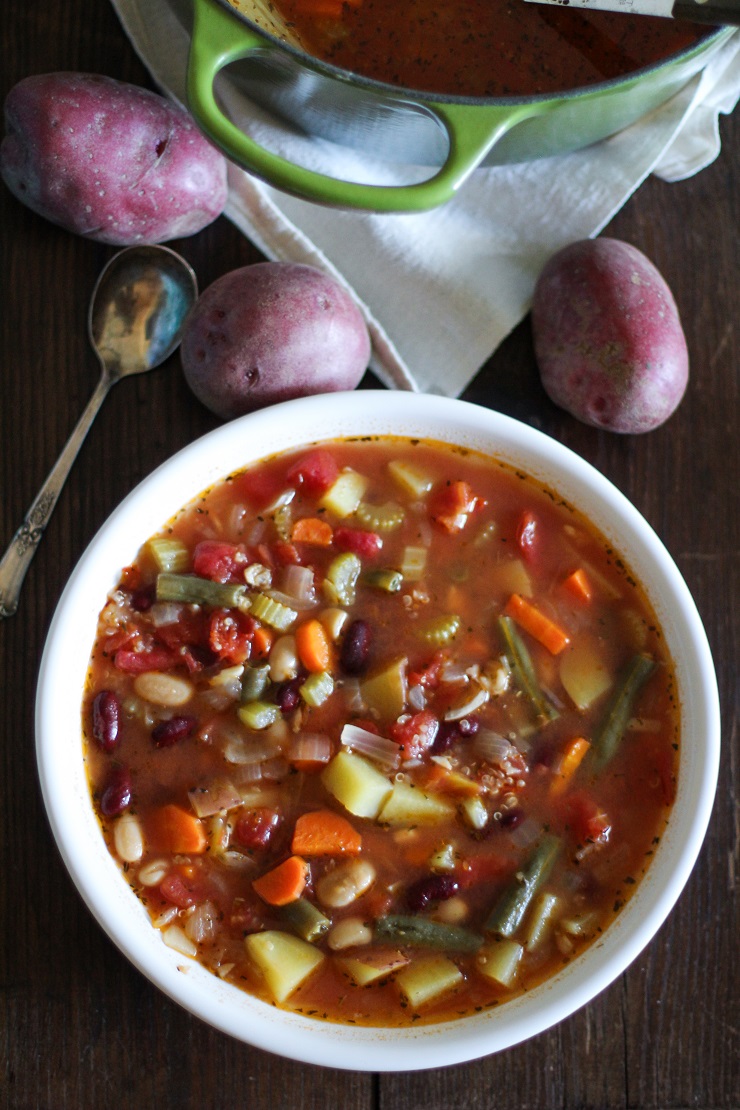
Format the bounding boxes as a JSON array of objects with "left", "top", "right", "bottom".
[
  {"left": 378, "top": 782, "right": 456, "bottom": 826},
  {"left": 477, "top": 937, "right": 523, "bottom": 987},
  {"left": 489, "top": 559, "right": 533, "bottom": 599},
  {"left": 319, "top": 469, "right": 368, "bottom": 519},
  {"left": 245, "top": 930, "right": 324, "bottom": 1003},
  {"left": 396, "top": 954, "right": 463, "bottom": 1008},
  {"left": 360, "top": 656, "right": 408, "bottom": 720},
  {"left": 560, "top": 640, "right": 612, "bottom": 710},
  {"left": 336, "top": 949, "right": 409, "bottom": 987},
  {"left": 460, "top": 795, "right": 489, "bottom": 831},
  {"left": 387, "top": 459, "right": 434, "bottom": 499},
  {"left": 321, "top": 750, "right": 393, "bottom": 819}
]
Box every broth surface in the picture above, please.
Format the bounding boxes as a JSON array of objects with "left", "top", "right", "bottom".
[
  {"left": 83, "top": 438, "right": 678, "bottom": 1026},
  {"left": 267, "top": 0, "right": 705, "bottom": 96}
]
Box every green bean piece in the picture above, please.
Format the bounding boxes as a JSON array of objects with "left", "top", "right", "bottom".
[
  {"left": 363, "top": 568, "right": 403, "bottom": 593},
  {"left": 589, "top": 653, "right": 656, "bottom": 771},
  {"left": 241, "top": 663, "right": 271, "bottom": 703},
  {"left": 485, "top": 833, "right": 561, "bottom": 938},
  {"left": 374, "top": 915, "right": 483, "bottom": 954},
  {"left": 498, "top": 615, "right": 559, "bottom": 722},
  {"left": 156, "top": 573, "right": 249, "bottom": 610},
  {"left": 279, "top": 898, "right": 331, "bottom": 943}
]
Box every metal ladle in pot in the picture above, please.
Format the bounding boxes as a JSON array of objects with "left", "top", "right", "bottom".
[{"left": 0, "top": 244, "right": 198, "bottom": 618}]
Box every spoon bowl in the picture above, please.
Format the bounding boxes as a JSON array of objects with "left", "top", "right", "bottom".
[{"left": 0, "top": 244, "right": 198, "bottom": 619}]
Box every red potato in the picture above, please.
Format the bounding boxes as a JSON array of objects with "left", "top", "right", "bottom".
[
  {"left": 0, "top": 73, "right": 228, "bottom": 245},
  {"left": 181, "top": 262, "right": 371, "bottom": 418},
  {"left": 532, "top": 238, "right": 689, "bottom": 434}
]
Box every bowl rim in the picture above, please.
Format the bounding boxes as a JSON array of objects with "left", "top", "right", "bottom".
[{"left": 35, "top": 391, "right": 720, "bottom": 1071}]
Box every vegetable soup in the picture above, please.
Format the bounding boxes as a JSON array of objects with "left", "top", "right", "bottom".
[
  {"left": 83, "top": 438, "right": 678, "bottom": 1027},
  {"left": 263, "top": 0, "right": 706, "bottom": 97}
]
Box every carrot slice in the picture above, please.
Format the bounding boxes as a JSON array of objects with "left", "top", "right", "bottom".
[
  {"left": 148, "top": 804, "right": 207, "bottom": 855},
  {"left": 291, "top": 517, "right": 334, "bottom": 546},
  {"left": 550, "top": 737, "right": 591, "bottom": 795},
  {"left": 562, "top": 569, "right": 593, "bottom": 603},
  {"left": 291, "top": 809, "right": 362, "bottom": 856},
  {"left": 503, "top": 593, "right": 571, "bottom": 655},
  {"left": 295, "top": 618, "right": 332, "bottom": 673},
  {"left": 252, "top": 855, "right": 309, "bottom": 905},
  {"left": 251, "top": 625, "right": 273, "bottom": 660}
]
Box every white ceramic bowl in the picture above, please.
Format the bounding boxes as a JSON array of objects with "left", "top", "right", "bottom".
[{"left": 36, "top": 392, "right": 719, "bottom": 1071}]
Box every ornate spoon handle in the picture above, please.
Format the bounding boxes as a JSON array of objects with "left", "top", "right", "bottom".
[{"left": 0, "top": 373, "right": 110, "bottom": 618}]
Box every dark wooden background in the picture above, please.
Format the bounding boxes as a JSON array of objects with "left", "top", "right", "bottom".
[{"left": 1, "top": 3, "right": 737, "bottom": 1107}]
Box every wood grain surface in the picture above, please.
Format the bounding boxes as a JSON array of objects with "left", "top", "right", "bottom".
[{"left": 0, "top": 4, "right": 737, "bottom": 1108}]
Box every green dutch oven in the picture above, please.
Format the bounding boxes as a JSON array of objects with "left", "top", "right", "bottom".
[{"left": 184, "top": 0, "right": 732, "bottom": 211}]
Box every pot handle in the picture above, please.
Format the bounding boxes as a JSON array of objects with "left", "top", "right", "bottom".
[{"left": 187, "top": 0, "right": 544, "bottom": 212}]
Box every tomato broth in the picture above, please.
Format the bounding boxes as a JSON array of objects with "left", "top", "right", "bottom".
[
  {"left": 267, "top": 0, "right": 706, "bottom": 97},
  {"left": 83, "top": 438, "right": 678, "bottom": 1027}
]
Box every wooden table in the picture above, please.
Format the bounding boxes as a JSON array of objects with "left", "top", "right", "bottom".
[{"left": 1, "top": 3, "right": 737, "bottom": 1107}]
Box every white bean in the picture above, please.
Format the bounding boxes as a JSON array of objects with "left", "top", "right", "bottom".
[
  {"left": 327, "top": 916, "right": 372, "bottom": 951},
  {"left": 317, "top": 859, "right": 376, "bottom": 909},
  {"left": 133, "top": 671, "right": 193, "bottom": 707},
  {"left": 268, "top": 635, "right": 299, "bottom": 683},
  {"left": 114, "top": 812, "right": 144, "bottom": 863},
  {"left": 432, "top": 895, "right": 469, "bottom": 925},
  {"left": 319, "top": 607, "right": 349, "bottom": 641},
  {"left": 137, "top": 858, "right": 168, "bottom": 886}
]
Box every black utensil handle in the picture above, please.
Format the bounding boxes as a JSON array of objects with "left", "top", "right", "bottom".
[{"left": 673, "top": 0, "right": 740, "bottom": 24}]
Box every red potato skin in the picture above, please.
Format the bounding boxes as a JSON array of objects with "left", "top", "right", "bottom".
[
  {"left": 532, "top": 238, "right": 689, "bottom": 434},
  {"left": 0, "top": 73, "right": 228, "bottom": 245},
  {"left": 181, "top": 263, "right": 372, "bottom": 419}
]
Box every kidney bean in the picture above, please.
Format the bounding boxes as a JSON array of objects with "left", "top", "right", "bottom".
[
  {"left": 500, "top": 807, "right": 525, "bottom": 830},
  {"left": 92, "top": 690, "right": 121, "bottom": 752},
  {"left": 275, "top": 677, "right": 302, "bottom": 714},
  {"left": 100, "top": 765, "right": 133, "bottom": 817},
  {"left": 430, "top": 716, "right": 479, "bottom": 754},
  {"left": 405, "top": 874, "right": 459, "bottom": 912},
  {"left": 233, "top": 808, "right": 281, "bottom": 850},
  {"left": 340, "top": 619, "right": 372, "bottom": 674},
  {"left": 151, "top": 715, "right": 196, "bottom": 747},
  {"left": 130, "top": 587, "right": 154, "bottom": 611}
]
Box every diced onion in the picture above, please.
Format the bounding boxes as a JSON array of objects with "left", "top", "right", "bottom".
[
  {"left": 188, "top": 778, "right": 242, "bottom": 818},
  {"left": 340, "top": 723, "right": 401, "bottom": 771},
  {"left": 290, "top": 732, "right": 332, "bottom": 766},
  {"left": 184, "top": 901, "right": 219, "bottom": 944},
  {"left": 149, "top": 602, "right": 183, "bottom": 627},
  {"left": 509, "top": 816, "right": 541, "bottom": 850},
  {"left": 475, "top": 728, "right": 521, "bottom": 771},
  {"left": 279, "top": 564, "right": 316, "bottom": 605},
  {"left": 408, "top": 684, "right": 427, "bottom": 711},
  {"left": 222, "top": 730, "right": 281, "bottom": 765}
]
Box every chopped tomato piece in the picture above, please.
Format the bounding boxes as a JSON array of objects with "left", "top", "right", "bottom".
[
  {"left": 516, "top": 510, "right": 538, "bottom": 561},
  {"left": 560, "top": 791, "right": 611, "bottom": 845},
  {"left": 208, "top": 609, "right": 255, "bottom": 664},
  {"left": 286, "top": 449, "right": 340, "bottom": 498},
  {"left": 429, "top": 480, "right": 480, "bottom": 533},
  {"left": 160, "top": 871, "right": 199, "bottom": 908},
  {"left": 407, "top": 650, "right": 447, "bottom": 690},
  {"left": 272, "top": 541, "right": 302, "bottom": 566},
  {"left": 193, "top": 540, "right": 247, "bottom": 584},
  {"left": 334, "top": 526, "right": 383, "bottom": 558},
  {"left": 390, "top": 710, "right": 440, "bottom": 759},
  {"left": 233, "top": 808, "right": 281, "bottom": 851},
  {"left": 240, "top": 466, "right": 288, "bottom": 511},
  {"left": 113, "top": 645, "right": 180, "bottom": 674}
]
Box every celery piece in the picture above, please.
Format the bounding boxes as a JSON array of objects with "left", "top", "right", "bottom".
[
  {"left": 589, "top": 653, "right": 656, "bottom": 771},
  {"left": 323, "top": 553, "right": 362, "bottom": 607},
  {"left": 250, "top": 592, "right": 297, "bottom": 631},
  {"left": 320, "top": 469, "right": 368, "bottom": 519},
  {"left": 363, "top": 568, "right": 403, "bottom": 593},
  {"left": 387, "top": 459, "right": 433, "bottom": 499},
  {"left": 245, "top": 930, "right": 324, "bottom": 1003},
  {"left": 272, "top": 502, "right": 293, "bottom": 541},
  {"left": 156, "top": 573, "right": 248, "bottom": 610},
  {"left": 321, "top": 750, "right": 393, "bottom": 819},
  {"left": 498, "top": 615, "right": 559, "bottom": 722},
  {"left": 485, "top": 833, "right": 561, "bottom": 938},
  {"left": 300, "top": 671, "right": 334, "bottom": 708},
  {"left": 477, "top": 937, "right": 523, "bottom": 987},
  {"left": 378, "top": 782, "right": 455, "bottom": 826},
  {"left": 241, "top": 663, "right": 271, "bottom": 703},
  {"left": 399, "top": 545, "right": 427, "bottom": 582},
  {"left": 355, "top": 501, "right": 405, "bottom": 532},
  {"left": 375, "top": 915, "right": 483, "bottom": 954},
  {"left": 279, "top": 898, "right": 331, "bottom": 943},
  {"left": 419, "top": 614, "right": 461, "bottom": 646},
  {"left": 360, "top": 656, "right": 407, "bottom": 719},
  {"left": 396, "top": 954, "right": 463, "bottom": 1009},
  {"left": 147, "top": 536, "right": 190, "bottom": 574},
  {"left": 237, "top": 700, "right": 280, "bottom": 730}
]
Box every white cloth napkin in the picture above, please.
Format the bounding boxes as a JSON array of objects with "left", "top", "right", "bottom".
[{"left": 111, "top": 0, "right": 739, "bottom": 395}]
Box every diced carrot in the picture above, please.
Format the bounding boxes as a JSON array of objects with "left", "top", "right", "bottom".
[
  {"left": 291, "top": 517, "right": 334, "bottom": 546},
  {"left": 147, "top": 804, "right": 207, "bottom": 855},
  {"left": 291, "top": 809, "right": 362, "bottom": 855},
  {"left": 251, "top": 625, "right": 273, "bottom": 660},
  {"left": 504, "top": 593, "right": 571, "bottom": 655},
  {"left": 419, "top": 762, "right": 482, "bottom": 797},
  {"left": 430, "top": 480, "right": 480, "bottom": 533},
  {"left": 562, "top": 568, "right": 593, "bottom": 603},
  {"left": 252, "top": 855, "right": 309, "bottom": 905},
  {"left": 295, "top": 618, "right": 332, "bottom": 673},
  {"left": 550, "top": 737, "right": 591, "bottom": 796}
]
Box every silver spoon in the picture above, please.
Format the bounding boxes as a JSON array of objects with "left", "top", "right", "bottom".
[{"left": 0, "top": 244, "right": 198, "bottom": 619}]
